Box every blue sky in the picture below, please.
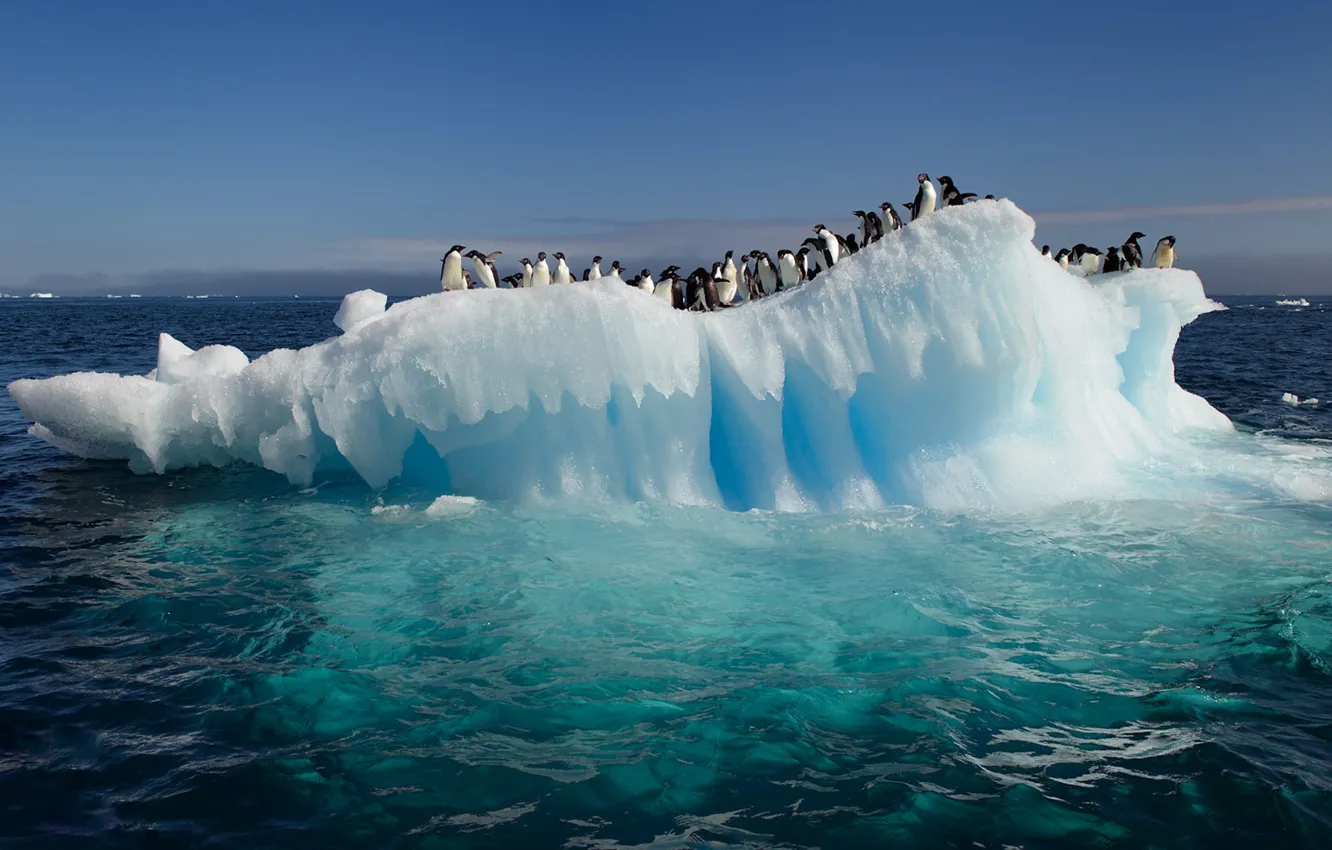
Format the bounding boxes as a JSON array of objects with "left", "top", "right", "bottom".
[{"left": 2, "top": 0, "right": 1331, "bottom": 293}]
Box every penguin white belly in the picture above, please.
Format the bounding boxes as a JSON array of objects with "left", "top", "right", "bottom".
[
  {"left": 1080, "top": 254, "right": 1100, "bottom": 275},
  {"left": 778, "top": 256, "right": 800, "bottom": 288},
  {"left": 1153, "top": 246, "right": 1175, "bottom": 269},
  {"left": 639, "top": 276, "right": 655, "bottom": 294},
  {"left": 717, "top": 277, "right": 737, "bottom": 304},
  {"left": 532, "top": 265, "right": 551, "bottom": 286},
  {"left": 655, "top": 280, "right": 674, "bottom": 300},
  {"left": 918, "top": 186, "right": 936, "bottom": 217},
  {"left": 442, "top": 256, "right": 465, "bottom": 291},
  {"left": 818, "top": 230, "right": 840, "bottom": 265},
  {"left": 589, "top": 265, "right": 602, "bottom": 281}
]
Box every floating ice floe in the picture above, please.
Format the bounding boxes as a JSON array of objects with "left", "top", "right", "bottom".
[
  {"left": 1276, "top": 298, "right": 1310, "bottom": 307},
  {"left": 14, "top": 200, "right": 1323, "bottom": 513},
  {"left": 1282, "top": 393, "right": 1320, "bottom": 407}
]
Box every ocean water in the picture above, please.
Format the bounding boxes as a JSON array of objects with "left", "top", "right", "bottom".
[{"left": 2, "top": 296, "right": 1331, "bottom": 848}]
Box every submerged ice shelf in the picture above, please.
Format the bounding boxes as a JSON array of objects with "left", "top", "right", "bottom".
[{"left": 11, "top": 200, "right": 1305, "bottom": 512}]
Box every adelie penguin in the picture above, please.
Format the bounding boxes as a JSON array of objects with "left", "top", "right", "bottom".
[
  {"left": 1152, "top": 235, "right": 1177, "bottom": 269},
  {"left": 751, "top": 251, "right": 779, "bottom": 297},
  {"left": 1041, "top": 245, "right": 1052, "bottom": 260},
  {"left": 655, "top": 266, "right": 681, "bottom": 302},
  {"left": 606, "top": 261, "right": 625, "bottom": 283},
  {"left": 588, "top": 256, "right": 603, "bottom": 281},
  {"left": 1121, "top": 232, "right": 1146, "bottom": 269},
  {"left": 853, "top": 211, "right": 876, "bottom": 247},
  {"left": 879, "top": 202, "right": 903, "bottom": 232},
  {"left": 440, "top": 245, "right": 467, "bottom": 291},
  {"left": 796, "top": 247, "right": 814, "bottom": 282},
  {"left": 937, "top": 176, "right": 975, "bottom": 207},
  {"left": 1054, "top": 248, "right": 1070, "bottom": 270},
  {"left": 552, "top": 252, "right": 573, "bottom": 284},
  {"left": 637, "top": 269, "right": 655, "bottom": 294},
  {"left": 777, "top": 249, "right": 802, "bottom": 289},
  {"left": 531, "top": 252, "right": 552, "bottom": 286},
  {"left": 1102, "top": 246, "right": 1123, "bottom": 273},
  {"left": 466, "top": 250, "right": 502, "bottom": 289},
  {"left": 718, "top": 252, "right": 739, "bottom": 304},
  {"left": 912, "top": 174, "right": 937, "bottom": 220},
  {"left": 844, "top": 232, "right": 860, "bottom": 255},
  {"left": 813, "top": 224, "right": 841, "bottom": 266}
]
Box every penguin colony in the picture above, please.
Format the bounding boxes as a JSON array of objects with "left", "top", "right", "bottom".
[{"left": 438, "top": 174, "right": 1181, "bottom": 310}]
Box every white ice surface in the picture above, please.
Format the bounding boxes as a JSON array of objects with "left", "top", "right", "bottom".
[
  {"left": 12, "top": 201, "right": 1324, "bottom": 512},
  {"left": 334, "top": 289, "right": 389, "bottom": 333}
]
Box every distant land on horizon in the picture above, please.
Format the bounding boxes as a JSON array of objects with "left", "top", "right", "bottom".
[{"left": 8, "top": 254, "right": 1331, "bottom": 299}]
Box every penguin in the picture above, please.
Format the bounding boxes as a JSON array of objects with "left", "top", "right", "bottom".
[
  {"left": 656, "top": 265, "right": 681, "bottom": 302},
  {"left": 795, "top": 247, "right": 814, "bottom": 282},
  {"left": 1152, "top": 235, "right": 1177, "bottom": 269},
  {"left": 501, "top": 273, "right": 523, "bottom": 288},
  {"left": 802, "top": 237, "right": 831, "bottom": 272},
  {"left": 853, "top": 211, "right": 874, "bottom": 247},
  {"left": 1121, "top": 232, "right": 1146, "bottom": 269},
  {"left": 983, "top": 195, "right": 996, "bottom": 200},
  {"left": 1102, "top": 246, "right": 1122, "bottom": 273},
  {"left": 943, "top": 188, "right": 977, "bottom": 206},
  {"left": 462, "top": 268, "right": 474, "bottom": 289},
  {"left": 721, "top": 250, "right": 738, "bottom": 291},
  {"left": 589, "top": 256, "right": 603, "bottom": 280},
  {"left": 1055, "top": 248, "right": 1070, "bottom": 270},
  {"left": 637, "top": 269, "right": 655, "bottom": 294},
  {"left": 1078, "top": 246, "right": 1102, "bottom": 275},
  {"left": 718, "top": 255, "right": 739, "bottom": 304},
  {"left": 777, "top": 249, "right": 802, "bottom": 289},
  {"left": 752, "top": 251, "right": 779, "bottom": 296},
  {"left": 902, "top": 200, "right": 916, "bottom": 221},
  {"left": 518, "top": 257, "right": 534, "bottom": 288},
  {"left": 912, "top": 174, "right": 937, "bottom": 220},
  {"left": 879, "top": 202, "right": 903, "bottom": 233},
  {"left": 865, "top": 210, "right": 885, "bottom": 243},
  {"left": 684, "top": 268, "right": 712, "bottom": 311},
  {"left": 845, "top": 232, "right": 860, "bottom": 255},
  {"left": 552, "top": 252, "right": 573, "bottom": 284},
  {"left": 439, "top": 245, "right": 467, "bottom": 291},
  {"left": 465, "top": 250, "right": 502, "bottom": 289},
  {"left": 606, "top": 261, "right": 626, "bottom": 282},
  {"left": 813, "top": 224, "right": 842, "bottom": 265},
  {"left": 736, "top": 253, "right": 753, "bottom": 303},
  {"left": 1041, "top": 245, "right": 1052, "bottom": 260},
  {"left": 531, "top": 252, "right": 552, "bottom": 286}
]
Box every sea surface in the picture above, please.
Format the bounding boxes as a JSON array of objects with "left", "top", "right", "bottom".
[{"left": 2, "top": 295, "right": 1331, "bottom": 848}]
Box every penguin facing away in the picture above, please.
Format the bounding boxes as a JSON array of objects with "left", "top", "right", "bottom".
[
  {"left": 1103, "top": 247, "right": 1122, "bottom": 273},
  {"left": 1121, "top": 232, "right": 1146, "bottom": 269}
]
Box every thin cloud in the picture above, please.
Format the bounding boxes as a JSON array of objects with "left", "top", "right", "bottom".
[{"left": 1035, "top": 195, "right": 1332, "bottom": 226}]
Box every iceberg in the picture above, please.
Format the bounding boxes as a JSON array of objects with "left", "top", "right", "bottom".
[
  {"left": 8, "top": 201, "right": 1274, "bottom": 512},
  {"left": 1276, "top": 298, "right": 1310, "bottom": 306}
]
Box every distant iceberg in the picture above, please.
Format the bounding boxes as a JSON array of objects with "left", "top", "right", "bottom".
[
  {"left": 28, "top": 292, "right": 55, "bottom": 299},
  {"left": 1276, "top": 298, "right": 1310, "bottom": 306},
  {"left": 10, "top": 201, "right": 1269, "bottom": 512}
]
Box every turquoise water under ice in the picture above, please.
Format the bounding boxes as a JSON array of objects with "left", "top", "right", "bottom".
[{"left": 3, "top": 297, "right": 1332, "bottom": 847}]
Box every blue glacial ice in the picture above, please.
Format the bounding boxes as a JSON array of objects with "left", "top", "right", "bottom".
[{"left": 10, "top": 200, "right": 1328, "bottom": 512}]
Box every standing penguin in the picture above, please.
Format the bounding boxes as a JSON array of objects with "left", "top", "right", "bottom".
[
  {"left": 751, "top": 251, "right": 779, "bottom": 296},
  {"left": 589, "top": 256, "right": 603, "bottom": 280},
  {"left": 531, "top": 252, "right": 552, "bottom": 286},
  {"left": 518, "top": 257, "right": 534, "bottom": 288},
  {"left": 1102, "top": 246, "right": 1122, "bottom": 273},
  {"left": 844, "top": 232, "right": 860, "bottom": 255},
  {"left": 1055, "top": 248, "right": 1070, "bottom": 270},
  {"left": 880, "top": 202, "right": 904, "bottom": 232},
  {"left": 1121, "top": 232, "right": 1146, "bottom": 269},
  {"left": 718, "top": 254, "right": 739, "bottom": 304},
  {"left": 552, "top": 252, "right": 573, "bottom": 284},
  {"left": 606, "top": 261, "right": 626, "bottom": 282},
  {"left": 637, "top": 269, "right": 655, "bottom": 294},
  {"left": 853, "top": 211, "right": 874, "bottom": 247},
  {"left": 912, "top": 174, "right": 937, "bottom": 220},
  {"left": 777, "top": 249, "right": 802, "bottom": 289},
  {"left": 1041, "top": 245, "right": 1052, "bottom": 260},
  {"left": 656, "top": 266, "right": 680, "bottom": 302},
  {"left": 813, "top": 224, "right": 842, "bottom": 265},
  {"left": 1078, "top": 245, "right": 1103, "bottom": 275},
  {"left": 440, "top": 245, "right": 467, "bottom": 291},
  {"left": 721, "top": 250, "right": 738, "bottom": 292},
  {"left": 466, "top": 250, "right": 502, "bottom": 288},
  {"left": 1152, "top": 236, "right": 1177, "bottom": 269}
]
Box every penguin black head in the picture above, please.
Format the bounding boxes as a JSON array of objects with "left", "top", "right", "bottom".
[
  {"left": 660, "top": 265, "right": 680, "bottom": 277},
  {"left": 538, "top": 251, "right": 547, "bottom": 261},
  {"left": 1128, "top": 232, "right": 1146, "bottom": 242},
  {"left": 640, "top": 268, "right": 650, "bottom": 278},
  {"left": 1041, "top": 245, "right": 1051, "bottom": 255},
  {"left": 724, "top": 249, "right": 733, "bottom": 260},
  {"left": 520, "top": 257, "right": 532, "bottom": 266},
  {"left": 813, "top": 223, "right": 827, "bottom": 233},
  {"left": 593, "top": 255, "right": 603, "bottom": 263},
  {"left": 938, "top": 175, "right": 954, "bottom": 187},
  {"left": 1106, "top": 246, "right": 1119, "bottom": 255},
  {"left": 984, "top": 194, "right": 996, "bottom": 200},
  {"left": 554, "top": 251, "right": 565, "bottom": 260},
  {"left": 448, "top": 245, "right": 466, "bottom": 255},
  {"left": 917, "top": 173, "right": 930, "bottom": 183}
]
